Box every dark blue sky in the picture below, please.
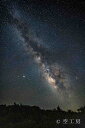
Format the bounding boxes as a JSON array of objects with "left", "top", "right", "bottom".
[{"left": 0, "top": 0, "right": 85, "bottom": 110}]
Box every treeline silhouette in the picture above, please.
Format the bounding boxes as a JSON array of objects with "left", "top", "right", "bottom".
[{"left": 0, "top": 103, "right": 85, "bottom": 128}]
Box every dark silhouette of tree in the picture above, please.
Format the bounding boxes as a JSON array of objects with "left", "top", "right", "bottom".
[
  {"left": 0, "top": 104, "right": 84, "bottom": 128},
  {"left": 68, "top": 109, "right": 73, "bottom": 113},
  {"left": 57, "top": 106, "right": 62, "bottom": 112},
  {"left": 77, "top": 106, "right": 85, "bottom": 113},
  {"left": 14, "top": 102, "right": 17, "bottom": 106}
]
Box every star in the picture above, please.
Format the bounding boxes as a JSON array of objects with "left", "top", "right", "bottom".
[
  {"left": 22, "top": 75, "right": 26, "bottom": 78},
  {"left": 75, "top": 76, "right": 78, "bottom": 80}
]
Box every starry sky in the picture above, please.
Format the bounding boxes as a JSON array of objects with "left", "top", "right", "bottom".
[{"left": 0, "top": 0, "right": 85, "bottom": 110}]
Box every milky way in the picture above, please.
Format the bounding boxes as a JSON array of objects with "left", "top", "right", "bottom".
[
  {"left": 8, "top": 7, "right": 71, "bottom": 91},
  {"left": 0, "top": 0, "right": 85, "bottom": 110},
  {"left": 6, "top": 6, "right": 77, "bottom": 111}
]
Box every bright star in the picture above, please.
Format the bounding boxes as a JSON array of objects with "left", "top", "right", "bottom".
[{"left": 22, "top": 75, "right": 26, "bottom": 78}]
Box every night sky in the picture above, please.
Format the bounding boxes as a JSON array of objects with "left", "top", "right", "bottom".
[{"left": 0, "top": 0, "right": 85, "bottom": 110}]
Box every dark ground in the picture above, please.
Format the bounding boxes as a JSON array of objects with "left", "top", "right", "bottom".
[{"left": 0, "top": 103, "right": 85, "bottom": 128}]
